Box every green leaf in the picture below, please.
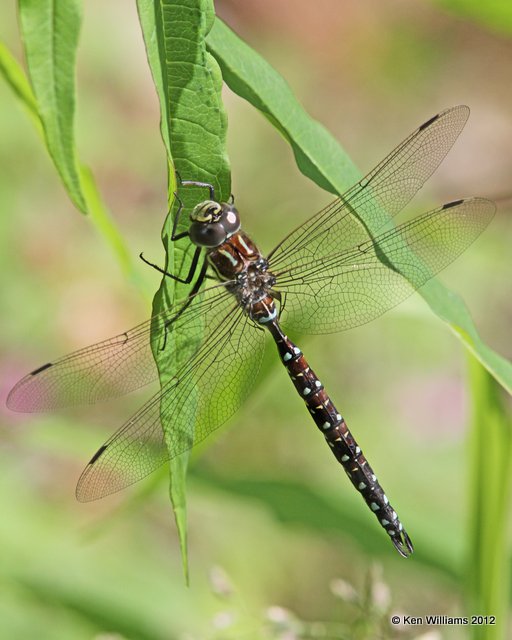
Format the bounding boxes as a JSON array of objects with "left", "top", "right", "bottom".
[
  {"left": 18, "top": 0, "right": 86, "bottom": 213},
  {"left": 207, "top": 18, "right": 512, "bottom": 395},
  {"left": 137, "top": 0, "right": 230, "bottom": 579},
  {"left": 466, "top": 356, "right": 512, "bottom": 640},
  {"left": 4, "top": 2, "right": 136, "bottom": 281},
  {"left": 79, "top": 167, "right": 138, "bottom": 284},
  {"left": 207, "top": 20, "right": 359, "bottom": 196}
]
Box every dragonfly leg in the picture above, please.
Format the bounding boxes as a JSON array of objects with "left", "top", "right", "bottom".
[
  {"left": 160, "top": 259, "right": 209, "bottom": 351},
  {"left": 140, "top": 246, "right": 203, "bottom": 285},
  {"left": 177, "top": 175, "right": 216, "bottom": 200},
  {"left": 170, "top": 191, "right": 189, "bottom": 241}
]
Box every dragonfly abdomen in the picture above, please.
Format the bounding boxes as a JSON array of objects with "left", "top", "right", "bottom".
[{"left": 267, "top": 320, "right": 414, "bottom": 558}]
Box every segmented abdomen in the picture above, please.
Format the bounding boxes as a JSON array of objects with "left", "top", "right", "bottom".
[{"left": 267, "top": 321, "right": 413, "bottom": 557}]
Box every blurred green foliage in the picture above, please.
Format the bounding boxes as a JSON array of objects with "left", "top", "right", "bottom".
[{"left": 437, "top": 0, "right": 512, "bottom": 35}]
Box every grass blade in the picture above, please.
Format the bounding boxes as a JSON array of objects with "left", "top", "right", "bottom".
[
  {"left": 466, "top": 355, "right": 512, "bottom": 640},
  {"left": 0, "top": 41, "right": 42, "bottom": 134}
]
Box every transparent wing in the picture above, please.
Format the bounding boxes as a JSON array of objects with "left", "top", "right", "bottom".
[
  {"left": 76, "top": 306, "right": 265, "bottom": 501},
  {"left": 269, "top": 106, "right": 470, "bottom": 268},
  {"left": 273, "top": 198, "right": 495, "bottom": 334},
  {"left": 7, "top": 284, "right": 234, "bottom": 412}
]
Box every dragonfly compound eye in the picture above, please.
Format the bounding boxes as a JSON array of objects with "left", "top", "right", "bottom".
[
  {"left": 189, "top": 220, "right": 227, "bottom": 247},
  {"left": 219, "top": 204, "right": 241, "bottom": 237}
]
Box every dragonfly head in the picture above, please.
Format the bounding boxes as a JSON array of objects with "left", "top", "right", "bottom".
[{"left": 189, "top": 200, "right": 241, "bottom": 248}]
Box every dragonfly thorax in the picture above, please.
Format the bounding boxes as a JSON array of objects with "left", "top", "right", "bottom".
[
  {"left": 233, "top": 258, "right": 276, "bottom": 307},
  {"left": 189, "top": 200, "right": 241, "bottom": 248}
]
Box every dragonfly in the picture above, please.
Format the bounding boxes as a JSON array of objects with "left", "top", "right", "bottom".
[{"left": 7, "top": 105, "right": 496, "bottom": 558}]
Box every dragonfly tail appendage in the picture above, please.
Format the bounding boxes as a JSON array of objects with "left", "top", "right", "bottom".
[
  {"left": 326, "top": 421, "right": 414, "bottom": 557},
  {"left": 328, "top": 426, "right": 414, "bottom": 558},
  {"left": 267, "top": 320, "right": 414, "bottom": 557}
]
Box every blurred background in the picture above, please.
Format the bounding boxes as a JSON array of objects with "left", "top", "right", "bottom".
[{"left": 1, "top": 1, "right": 511, "bottom": 638}]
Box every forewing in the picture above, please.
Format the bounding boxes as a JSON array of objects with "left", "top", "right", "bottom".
[
  {"left": 274, "top": 198, "right": 495, "bottom": 334},
  {"left": 269, "top": 106, "right": 470, "bottom": 268},
  {"left": 76, "top": 306, "right": 265, "bottom": 501},
  {"left": 7, "top": 284, "right": 233, "bottom": 412}
]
